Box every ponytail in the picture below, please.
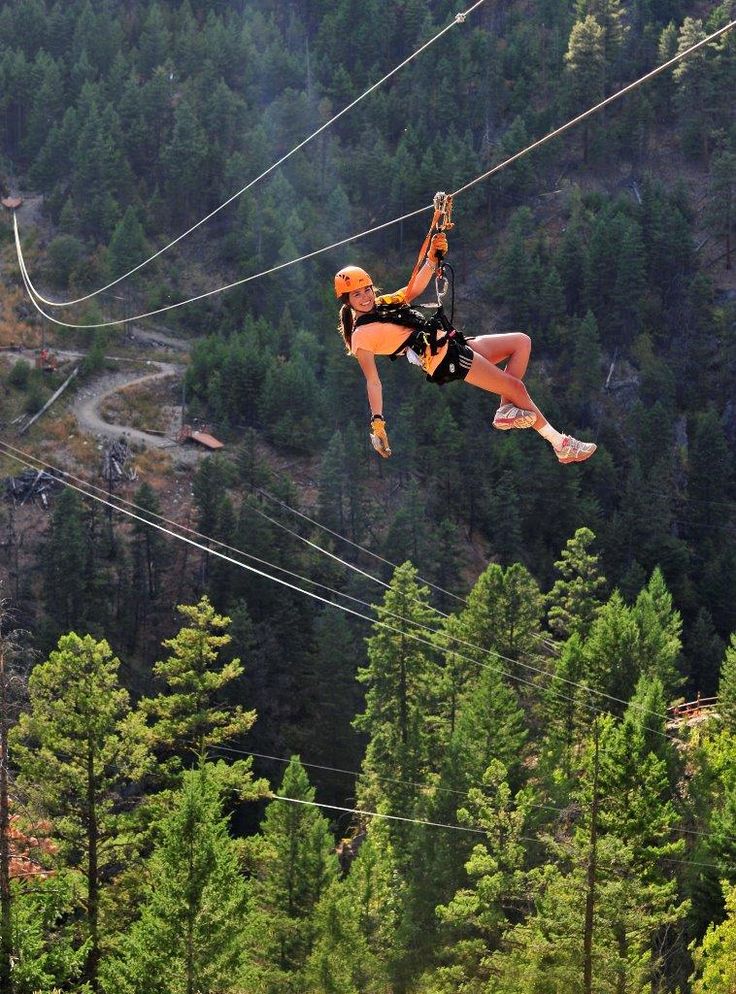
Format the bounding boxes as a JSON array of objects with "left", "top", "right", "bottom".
[{"left": 337, "top": 299, "right": 354, "bottom": 353}]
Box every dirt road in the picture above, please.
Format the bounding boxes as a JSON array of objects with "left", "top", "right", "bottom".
[{"left": 72, "top": 360, "right": 183, "bottom": 448}]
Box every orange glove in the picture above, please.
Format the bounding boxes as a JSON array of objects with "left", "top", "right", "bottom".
[
  {"left": 370, "top": 416, "right": 391, "bottom": 458},
  {"left": 427, "top": 232, "right": 448, "bottom": 266}
]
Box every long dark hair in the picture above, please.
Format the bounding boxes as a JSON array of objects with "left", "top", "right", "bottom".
[{"left": 337, "top": 295, "right": 354, "bottom": 353}]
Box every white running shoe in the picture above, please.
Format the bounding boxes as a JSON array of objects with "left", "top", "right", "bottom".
[
  {"left": 555, "top": 435, "right": 597, "bottom": 464},
  {"left": 493, "top": 403, "right": 536, "bottom": 430}
]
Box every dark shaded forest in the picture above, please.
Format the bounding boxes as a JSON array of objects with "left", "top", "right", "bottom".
[{"left": 1, "top": 0, "right": 736, "bottom": 991}]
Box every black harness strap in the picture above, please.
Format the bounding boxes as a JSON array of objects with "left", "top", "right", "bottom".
[{"left": 354, "top": 303, "right": 459, "bottom": 362}]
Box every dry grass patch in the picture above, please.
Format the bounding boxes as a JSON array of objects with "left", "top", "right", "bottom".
[
  {"left": 135, "top": 447, "right": 175, "bottom": 484},
  {"left": 99, "top": 373, "right": 180, "bottom": 433}
]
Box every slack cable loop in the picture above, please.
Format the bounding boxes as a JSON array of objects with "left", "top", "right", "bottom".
[
  {"left": 14, "top": 203, "right": 434, "bottom": 330},
  {"left": 18, "top": 0, "right": 488, "bottom": 311},
  {"left": 17, "top": 17, "right": 736, "bottom": 329},
  {"left": 0, "top": 439, "right": 675, "bottom": 734}
]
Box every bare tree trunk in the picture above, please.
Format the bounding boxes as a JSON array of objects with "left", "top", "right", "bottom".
[
  {"left": 0, "top": 640, "right": 12, "bottom": 994},
  {"left": 86, "top": 744, "right": 100, "bottom": 993},
  {"left": 583, "top": 720, "right": 600, "bottom": 994}
]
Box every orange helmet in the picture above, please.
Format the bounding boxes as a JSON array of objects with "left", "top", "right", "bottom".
[{"left": 334, "top": 266, "right": 373, "bottom": 298}]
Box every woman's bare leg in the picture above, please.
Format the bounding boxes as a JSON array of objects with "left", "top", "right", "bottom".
[
  {"left": 463, "top": 349, "right": 597, "bottom": 463},
  {"left": 464, "top": 347, "right": 547, "bottom": 428},
  {"left": 469, "top": 333, "right": 531, "bottom": 405}
]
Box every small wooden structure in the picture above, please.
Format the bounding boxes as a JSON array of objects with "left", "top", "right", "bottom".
[
  {"left": 1, "top": 196, "right": 23, "bottom": 210},
  {"left": 178, "top": 424, "right": 224, "bottom": 450},
  {"left": 668, "top": 695, "right": 718, "bottom": 721}
]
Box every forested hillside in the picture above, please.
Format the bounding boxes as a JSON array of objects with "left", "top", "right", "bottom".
[{"left": 1, "top": 0, "right": 736, "bottom": 991}]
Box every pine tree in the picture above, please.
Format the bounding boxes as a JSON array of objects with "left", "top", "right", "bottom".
[
  {"left": 580, "top": 590, "right": 641, "bottom": 715},
  {"left": 161, "top": 98, "right": 209, "bottom": 223},
  {"left": 245, "top": 758, "right": 340, "bottom": 990},
  {"left": 565, "top": 15, "right": 606, "bottom": 160},
  {"left": 353, "top": 562, "right": 444, "bottom": 822},
  {"left": 139, "top": 596, "right": 256, "bottom": 775},
  {"left": 718, "top": 634, "right": 736, "bottom": 733},
  {"left": 304, "top": 830, "right": 397, "bottom": 994},
  {"left": 424, "top": 760, "right": 537, "bottom": 991},
  {"left": 631, "top": 568, "right": 683, "bottom": 700},
  {"left": 102, "top": 763, "right": 249, "bottom": 994},
  {"left": 41, "top": 488, "right": 91, "bottom": 640},
  {"left": 12, "top": 633, "right": 149, "bottom": 991},
  {"left": 673, "top": 17, "right": 715, "bottom": 159},
  {"left": 547, "top": 527, "right": 607, "bottom": 642},
  {"left": 539, "top": 632, "right": 588, "bottom": 775},
  {"left": 106, "top": 207, "right": 148, "bottom": 286},
  {"left": 575, "top": 0, "right": 628, "bottom": 66},
  {"left": 10, "top": 872, "right": 87, "bottom": 994}
]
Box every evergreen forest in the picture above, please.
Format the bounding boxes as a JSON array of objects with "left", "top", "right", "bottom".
[{"left": 0, "top": 0, "right": 736, "bottom": 991}]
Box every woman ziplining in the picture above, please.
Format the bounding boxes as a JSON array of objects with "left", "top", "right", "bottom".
[{"left": 335, "top": 194, "right": 596, "bottom": 465}]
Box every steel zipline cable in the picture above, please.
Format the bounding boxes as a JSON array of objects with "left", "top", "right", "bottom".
[
  {"left": 13, "top": 16, "right": 736, "bottom": 329},
  {"left": 17, "top": 0, "right": 488, "bottom": 310},
  {"left": 2, "top": 441, "right": 730, "bottom": 862},
  {"left": 209, "top": 743, "right": 733, "bottom": 847},
  {"left": 0, "top": 438, "right": 676, "bottom": 734}
]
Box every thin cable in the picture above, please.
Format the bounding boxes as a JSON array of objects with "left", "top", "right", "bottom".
[
  {"left": 270, "top": 794, "right": 514, "bottom": 839},
  {"left": 14, "top": 201, "right": 433, "bottom": 329},
  {"left": 246, "top": 501, "right": 394, "bottom": 598},
  {"left": 0, "top": 439, "right": 673, "bottom": 729},
  {"left": 256, "top": 486, "right": 468, "bottom": 607},
  {"left": 19, "top": 2, "right": 488, "bottom": 310},
  {"left": 247, "top": 490, "right": 670, "bottom": 722},
  {"left": 212, "top": 743, "right": 569, "bottom": 815},
  {"left": 451, "top": 18, "right": 736, "bottom": 198},
  {"left": 267, "top": 796, "right": 725, "bottom": 869},
  {"left": 15, "top": 18, "right": 735, "bottom": 330},
  {"left": 0, "top": 442, "right": 670, "bottom": 728},
  {"left": 213, "top": 742, "right": 736, "bottom": 844}
]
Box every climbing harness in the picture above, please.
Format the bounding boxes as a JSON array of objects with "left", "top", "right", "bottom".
[
  {"left": 405, "top": 190, "right": 455, "bottom": 301},
  {"left": 351, "top": 190, "right": 470, "bottom": 384}
]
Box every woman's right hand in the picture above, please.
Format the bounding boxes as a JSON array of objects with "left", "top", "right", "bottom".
[
  {"left": 428, "top": 232, "right": 448, "bottom": 265},
  {"left": 370, "top": 415, "right": 392, "bottom": 458}
]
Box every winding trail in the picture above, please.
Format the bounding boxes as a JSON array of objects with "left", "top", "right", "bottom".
[{"left": 71, "top": 360, "right": 183, "bottom": 448}]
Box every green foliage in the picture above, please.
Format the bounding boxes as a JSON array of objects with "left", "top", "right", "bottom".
[
  {"left": 304, "top": 832, "right": 396, "bottom": 993},
  {"left": 353, "top": 563, "right": 444, "bottom": 818},
  {"left": 245, "top": 757, "right": 339, "bottom": 989},
  {"left": 718, "top": 634, "right": 736, "bottom": 733},
  {"left": 45, "top": 234, "right": 86, "bottom": 287},
  {"left": 10, "top": 873, "right": 90, "bottom": 994},
  {"left": 7, "top": 360, "right": 30, "bottom": 390},
  {"left": 12, "top": 632, "right": 150, "bottom": 989},
  {"left": 102, "top": 762, "right": 249, "bottom": 994},
  {"left": 691, "top": 882, "right": 736, "bottom": 993},
  {"left": 139, "top": 596, "right": 256, "bottom": 770},
  {"left": 547, "top": 526, "right": 607, "bottom": 641}
]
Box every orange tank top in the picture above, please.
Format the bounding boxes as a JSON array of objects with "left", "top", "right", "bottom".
[{"left": 350, "top": 292, "right": 448, "bottom": 375}]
